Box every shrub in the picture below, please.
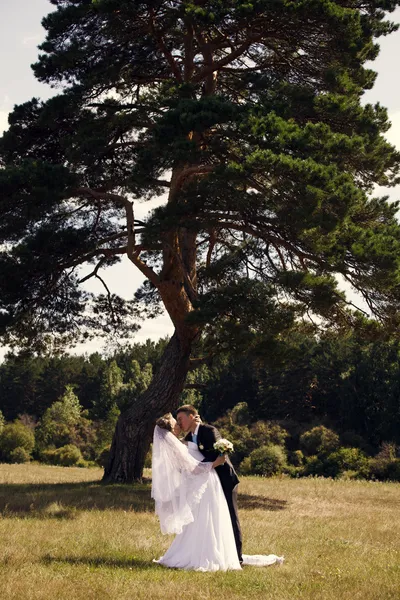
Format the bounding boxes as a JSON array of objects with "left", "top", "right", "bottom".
[
  {"left": 35, "top": 386, "right": 82, "bottom": 451},
  {"left": 245, "top": 444, "right": 287, "bottom": 476},
  {"left": 0, "top": 422, "right": 35, "bottom": 462},
  {"left": 239, "top": 456, "right": 252, "bottom": 475},
  {"left": 250, "top": 421, "right": 288, "bottom": 447},
  {"left": 212, "top": 416, "right": 289, "bottom": 467},
  {"left": 42, "top": 444, "right": 84, "bottom": 467},
  {"left": 10, "top": 447, "right": 31, "bottom": 464},
  {"left": 324, "top": 447, "right": 370, "bottom": 478},
  {"left": 369, "top": 442, "right": 399, "bottom": 480},
  {"left": 300, "top": 426, "right": 339, "bottom": 456},
  {"left": 9, "top": 447, "right": 31, "bottom": 464},
  {"left": 96, "top": 446, "right": 111, "bottom": 468},
  {"left": 230, "top": 402, "right": 251, "bottom": 426},
  {"left": 302, "top": 455, "right": 325, "bottom": 476},
  {"left": 385, "top": 459, "right": 400, "bottom": 482},
  {"left": 289, "top": 450, "right": 305, "bottom": 466}
]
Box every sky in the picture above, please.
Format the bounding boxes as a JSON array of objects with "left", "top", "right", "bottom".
[{"left": 1, "top": 1, "right": 400, "bottom": 358}]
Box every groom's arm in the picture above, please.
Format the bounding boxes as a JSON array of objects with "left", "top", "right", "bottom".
[{"left": 200, "top": 426, "right": 221, "bottom": 462}]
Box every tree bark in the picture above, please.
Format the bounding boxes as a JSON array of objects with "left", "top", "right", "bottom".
[{"left": 102, "top": 330, "right": 196, "bottom": 483}]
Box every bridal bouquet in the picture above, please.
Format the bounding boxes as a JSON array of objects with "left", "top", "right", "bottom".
[{"left": 213, "top": 439, "right": 234, "bottom": 455}]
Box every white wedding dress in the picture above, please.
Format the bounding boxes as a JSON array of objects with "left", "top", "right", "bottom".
[{"left": 152, "top": 432, "right": 284, "bottom": 572}]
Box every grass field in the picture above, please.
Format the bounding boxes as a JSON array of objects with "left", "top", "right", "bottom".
[{"left": 0, "top": 464, "right": 399, "bottom": 600}]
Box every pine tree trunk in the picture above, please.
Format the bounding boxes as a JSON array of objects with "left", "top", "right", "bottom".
[{"left": 102, "top": 331, "right": 194, "bottom": 483}]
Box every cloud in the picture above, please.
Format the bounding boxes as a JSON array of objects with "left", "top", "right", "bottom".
[{"left": 21, "top": 34, "right": 41, "bottom": 47}]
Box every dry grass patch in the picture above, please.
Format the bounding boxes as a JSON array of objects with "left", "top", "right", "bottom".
[{"left": 0, "top": 464, "right": 399, "bottom": 600}]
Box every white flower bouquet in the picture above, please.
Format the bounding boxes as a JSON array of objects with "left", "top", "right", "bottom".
[{"left": 213, "top": 438, "right": 234, "bottom": 455}]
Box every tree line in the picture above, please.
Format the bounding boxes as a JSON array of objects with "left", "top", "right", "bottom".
[{"left": 0, "top": 328, "right": 399, "bottom": 480}]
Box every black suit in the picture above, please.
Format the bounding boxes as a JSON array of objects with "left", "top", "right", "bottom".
[{"left": 185, "top": 424, "right": 243, "bottom": 563}]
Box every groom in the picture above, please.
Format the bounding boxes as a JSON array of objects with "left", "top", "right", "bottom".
[{"left": 176, "top": 404, "right": 243, "bottom": 564}]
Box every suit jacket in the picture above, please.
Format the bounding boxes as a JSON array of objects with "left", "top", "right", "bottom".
[{"left": 185, "top": 423, "right": 239, "bottom": 492}]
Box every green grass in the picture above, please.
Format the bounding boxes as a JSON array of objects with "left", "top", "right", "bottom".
[{"left": 0, "top": 463, "right": 399, "bottom": 599}]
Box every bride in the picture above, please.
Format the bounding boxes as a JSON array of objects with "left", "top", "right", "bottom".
[{"left": 151, "top": 413, "right": 284, "bottom": 572}]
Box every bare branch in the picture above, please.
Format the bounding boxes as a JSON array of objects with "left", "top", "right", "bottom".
[
  {"left": 96, "top": 272, "right": 117, "bottom": 325},
  {"left": 78, "top": 258, "right": 107, "bottom": 284}
]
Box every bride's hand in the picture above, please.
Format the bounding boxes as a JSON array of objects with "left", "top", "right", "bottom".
[{"left": 212, "top": 454, "right": 227, "bottom": 468}]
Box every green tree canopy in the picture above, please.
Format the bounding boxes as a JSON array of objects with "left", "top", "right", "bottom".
[
  {"left": 2, "top": 0, "right": 400, "bottom": 480},
  {"left": 1, "top": 0, "right": 400, "bottom": 350}
]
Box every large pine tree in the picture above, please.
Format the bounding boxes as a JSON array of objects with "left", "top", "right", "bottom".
[{"left": 1, "top": 0, "right": 400, "bottom": 481}]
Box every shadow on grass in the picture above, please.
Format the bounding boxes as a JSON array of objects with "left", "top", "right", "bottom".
[
  {"left": 239, "top": 494, "right": 287, "bottom": 511},
  {"left": 42, "top": 553, "right": 158, "bottom": 570},
  {"left": 0, "top": 480, "right": 287, "bottom": 519},
  {"left": 0, "top": 480, "right": 154, "bottom": 519}
]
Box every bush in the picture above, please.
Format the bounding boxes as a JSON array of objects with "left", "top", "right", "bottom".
[
  {"left": 35, "top": 386, "right": 83, "bottom": 451},
  {"left": 213, "top": 416, "right": 289, "bottom": 467},
  {"left": 302, "top": 455, "right": 325, "bottom": 476},
  {"left": 230, "top": 402, "right": 251, "bottom": 426},
  {"left": 96, "top": 446, "right": 111, "bottom": 468},
  {"left": 324, "top": 447, "right": 370, "bottom": 478},
  {"left": 9, "top": 447, "right": 31, "bottom": 464},
  {"left": 239, "top": 456, "right": 252, "bottom": 475},
  {"left": 282, "top": 464, "right": 302, "bottom": 477},
  {"left": 369, "top": 443, "right": 399, "bottom": 480},
  {"left": 300, "top": 426, "right": 339, "bottom": 456},
  {"left": 0, "top": 422, "right": 35, "bottom": 462},
  {"left": 289, "top": 450, "right": 305, "bottom": 466},
  {"left": 385, "top": 459, "right": 400, "bottom": 482},
  {"left": 42, "top": 444, "right": 84, "bottom": 467},
  {"left": 245, "top": 444, "right": 287, "bottom": 476}
]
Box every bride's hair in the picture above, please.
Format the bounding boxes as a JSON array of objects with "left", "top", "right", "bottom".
[{"left": 155, "top": 413, "right": 173, "bottom": 431}]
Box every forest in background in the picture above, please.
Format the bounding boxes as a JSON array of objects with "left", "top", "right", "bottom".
[{"left": 0, "top": 326, "right": 399, "bottom": 481}]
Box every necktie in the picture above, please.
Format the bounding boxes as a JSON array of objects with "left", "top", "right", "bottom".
[{"left": 192, "top": 433, "right": 198, "bottom": 444}]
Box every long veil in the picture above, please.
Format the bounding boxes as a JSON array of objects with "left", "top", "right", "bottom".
[{"left": 151, "top": 425, "right": 213, "bottom": 535}]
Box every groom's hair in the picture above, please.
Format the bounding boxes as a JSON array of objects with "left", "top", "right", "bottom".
[{"left": 176, "top": 404, "right": 198, "bottom": 416}]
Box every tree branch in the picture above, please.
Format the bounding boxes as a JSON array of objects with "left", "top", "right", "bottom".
[
  {"left": 149, "top": 8, "right": 183, "bottom": 82},
  {"left": 194, "top": 26, "right": 216, "bottom": 95},
  {"left": 78, "top": 257, "right": 107, "bottom": 284},
  {"left": 174, "top": 165, "right": 215, "bottom": 192},
  {"left": 193, "top": 35, "right": 262, "bottom": 83},
  {"left": 183, "top": 17, "right": 195, "bottom": 81},
  {"left": 124, "top": 199, "right": 161, "bottom": 287}
]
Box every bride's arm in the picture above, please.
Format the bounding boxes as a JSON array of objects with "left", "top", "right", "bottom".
[{"left": 191, "top": 453, "right": 226, "bottom": 474}]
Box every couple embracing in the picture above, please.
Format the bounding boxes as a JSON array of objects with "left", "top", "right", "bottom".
[{"left": 151, "top": 404, "right": 284, "bottom": 572}]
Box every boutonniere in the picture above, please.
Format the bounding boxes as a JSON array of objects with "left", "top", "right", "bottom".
[{"left": 199, "top": 444, "right": 204, "bottom": 450}]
